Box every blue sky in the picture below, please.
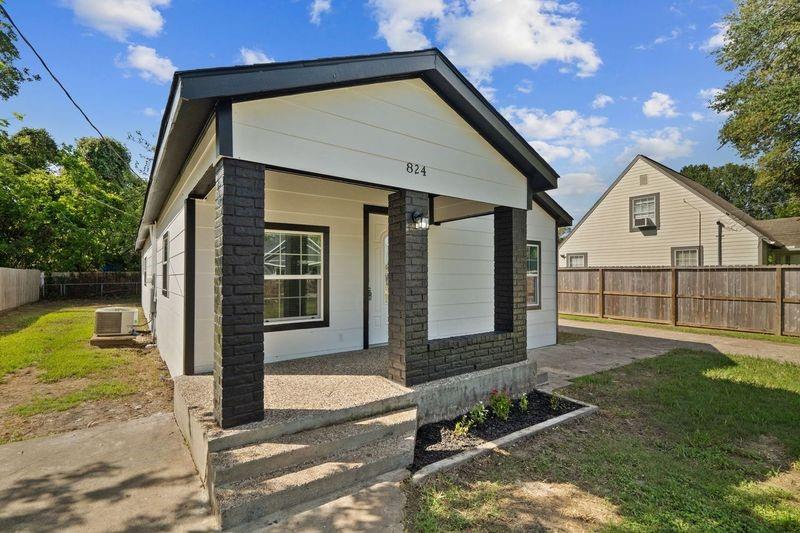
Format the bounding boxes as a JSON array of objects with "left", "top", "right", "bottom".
[{"left": 2, "top": 0, "right": 738, "bottom": 222}]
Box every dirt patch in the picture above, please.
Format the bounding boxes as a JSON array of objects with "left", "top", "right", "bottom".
[
  {"left": 413, "top": 391, "right": 582, "bottom": 471},
  {"left": 0, "top": 346, "right": 172, "bottom": 443},
  {"left": 508, "top": 481, "right": 621, "bottom": 531}
]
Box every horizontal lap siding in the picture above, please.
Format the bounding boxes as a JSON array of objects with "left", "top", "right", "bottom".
[
  {"left": 559, "top": 159, "right": 762, "bottom": 266},
  {"left": 232, "top": 79, "right": 527, "bottom": 209},
  {"left": 526, "top": 201, "right": 557, "bottom": 348}
]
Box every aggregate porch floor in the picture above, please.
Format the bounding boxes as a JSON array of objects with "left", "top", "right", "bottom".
[{"left": 174, "top": 347, "right": 413, "bottom": 437}]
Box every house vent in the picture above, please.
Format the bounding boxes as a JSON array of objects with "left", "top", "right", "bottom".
[{"left": 640, "top": 174, "right": 648, "bottom": 185}]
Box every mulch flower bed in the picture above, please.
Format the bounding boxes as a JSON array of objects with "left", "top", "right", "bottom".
[{"left": 412, "top": 390, "right": 582, "bottom": 471}]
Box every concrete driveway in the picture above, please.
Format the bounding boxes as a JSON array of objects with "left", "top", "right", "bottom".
[
  {"left": 0, "top": 412, "right": 215, "bottom": 532},
  {"left": 532, "top": 319, "right": 800, "bottom": 391}
]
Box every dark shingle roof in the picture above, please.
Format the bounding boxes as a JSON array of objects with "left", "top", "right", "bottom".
[{"left": 755, "top": 218, "right": 800, "bottom": 248}]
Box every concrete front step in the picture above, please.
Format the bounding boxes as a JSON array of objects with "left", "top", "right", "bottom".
[
  {"left": 207, "top": 391, "right": 416, "bottom": 453},
  {"left": 214, "top": 432, "right": 415, "bottom": 529},
  {"left": 209, "top": 407, "right": 417, "bottom": 487}
]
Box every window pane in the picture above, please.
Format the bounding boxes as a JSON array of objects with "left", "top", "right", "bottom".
[
  {"left": 303, "top": 235, "right": 322, "bottom": 255},
  {"left": 527, "top": 244, "right": 539, "bottom": 274},
  {"left": 286, "top": 254, "right": 301, "bottom": 275},
  {"left": 285, "top": 234, "right": 302, "bottom": 254},
  {"left": 302, "top": 255, "right": 321, "bottom": 275},
  {"left": 264, "top": 229, "right": 324, "bottom": 323},
  {"left": 675, "top": 249, "right": 698, "bottom": 266},
  {"left": 633, "top": 196, "right": 656, "bottom": 219},
  {"left": 526, "top": 274, "right": 538, "bottom": 306}
]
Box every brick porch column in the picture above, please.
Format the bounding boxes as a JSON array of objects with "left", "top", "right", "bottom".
[
  {"left": 387, "top": 190, "right": 429, "bottom": 386},
  {"left": 213, "top": 157, "right": 266, "bottom": 428},
  {"left": 494, "top": 206, "right": 527, "bottom": 364}
]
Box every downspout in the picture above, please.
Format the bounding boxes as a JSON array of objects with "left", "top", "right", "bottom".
[
  {"left": 716, "top": 221, "right": 723, "bottom": 266},
  {"left": 148, "top": 224, "right": 158, "bottom": 341}
]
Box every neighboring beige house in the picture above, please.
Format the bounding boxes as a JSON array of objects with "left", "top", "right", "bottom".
[{"left": 559, "top": 155, "right": 800, "bottom": 267}]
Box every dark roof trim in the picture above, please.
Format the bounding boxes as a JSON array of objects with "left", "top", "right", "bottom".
[
  {"left": 531, "top": 191, "right": 572, "bottom": 227},
  {"left": 559, "top": 154, "right": 783, "bottom": 249},
  {"left": 137, "top": 49, "right": 560, "bottom": 249}
]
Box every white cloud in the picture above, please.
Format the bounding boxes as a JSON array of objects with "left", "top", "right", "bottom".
[
  {"left": 119, "top": 44, "right": 175, "bottom": 83},
  {"left": 618, "top": 127, "right": 695, "bottom": 162},
  {"left": 591, "top": 94, "right": 613, "bottom": 109},
  {"left": 368, "top": 0, "right": 601, "bottom": 88},
  {"left": 516, "top": 79, "right": 533, "bottom": 94},
  {"left": 66, "top": 0, "right": 170, "bottom": 41},
  {"left": 552, "top": 171, "right": 606, "bottom": 197},
  {"left": 503, "top": 106, "right": 618, "bottom": 147},
  {"left": 690, "top": 112, "right": 704, "bottom": 121},
  {"left": 143, "top": 106, "right": 160, "bottom": 117},
  {"left": 310, "top": 0, "right": 332, "bottom": 25},
  {"left": 239, "top": 47, "right": 274, "bottom": 65},
  {"left": 529, "top": 141, "right": 589, "bottom": 163},
  {"left": 642, "top": 91, "right": 679, "bottom": 118},
  {"left": 700, "top": 21, "right": 728, "bottom": 51},
  {"left": 698, "top": 87, "right": 721, "bottom": 101}
]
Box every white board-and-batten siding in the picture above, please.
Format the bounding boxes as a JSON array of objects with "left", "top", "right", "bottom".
[
  {"left": 231, "top": 78, "right": 528, "bottom": 210},
  {"left": 559, "top": 158, "right": 763, "bottom": 267}
]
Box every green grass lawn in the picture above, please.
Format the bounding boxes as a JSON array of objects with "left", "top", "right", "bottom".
[
  {"left": 407, "top": 349, "right": 800, "bottom": 531},
  {"left": 0, "top": 301, "right": 170, "bottom": 443},
  {"left": 560, "top": 313, "right": 800, "bottom": 346}
]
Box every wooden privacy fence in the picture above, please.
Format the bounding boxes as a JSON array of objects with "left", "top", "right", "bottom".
[
  {"left": 0, "top": 267, "right": 41, "bottom": 312},
  {"left": 558, "top": 266, "right": 800, "bottom": 337},
  {"left": 42, "top": 271, "right": 141, "bottom": 299}
]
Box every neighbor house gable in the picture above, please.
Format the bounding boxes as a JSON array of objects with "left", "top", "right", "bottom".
[{"left": 559, "top": 155, "right": 764, "bottom": 266}]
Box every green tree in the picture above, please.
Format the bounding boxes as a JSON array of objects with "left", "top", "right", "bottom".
[
  {"left": 76, "top": 136, "right": 134, "bottom": 186},
  {"left": 711, "top": 0, "right": 800, "bottom": 192},
  {"left": 680, "top": 163, "right": 799, "bottom": 219},
  {"left": 0, "top": 1, "right": 39, "bottom": 101},
  {"left": 5, "top": 127, "right": 59, "bottom": 172}
]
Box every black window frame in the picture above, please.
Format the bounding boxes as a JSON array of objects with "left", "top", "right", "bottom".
[
  {"left": 629, "top": 192, "right": 660, "bottom": 232},
  {"left": 263, "top": 222, "right": 331, "bottom": 333},
  {"left": 161, "top": 233, "right": 169, "bottom": 297},
  {"left": 526, "top": 240, "right": 542, "bottom": 310}
]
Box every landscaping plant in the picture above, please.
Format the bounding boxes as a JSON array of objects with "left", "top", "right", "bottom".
[
  {"left": 453, "top": 415, "right": 472, "bottom": 437},
  {"left": 518, "top": 393, "right": 529, "bottom": 412},
  {"left": 469, "top": 401, "right": 488, "bottom": 425},
  {"left": 489, "top": 389, "right": 512, "bottom": 421}
]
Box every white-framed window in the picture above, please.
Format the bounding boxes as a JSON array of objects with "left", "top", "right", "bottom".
[
  {"left": 566, "top": 253, "right": 587, "bottom": 268},
  {"left": 672, "top": 246, "right": 702, "bottom": 267},
  {"left": 263, "top": 225, "right": 327, "bottom": 328},
  {"left": 526, "top": 241, "right": 541, "bottom": 308},
  {"left": 631, "top": 193, "right": 658, "bottom": 229},
  {"left": 161, "top": 233, "right": 169, "bottom": 297}
]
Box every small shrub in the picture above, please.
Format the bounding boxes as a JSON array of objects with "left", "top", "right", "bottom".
[
  {"left": 550, "top": 394, "right": 561, "bottom": 412},
  {"left": 453, "top": 415, "right": 473, "bottom": 437},
  {"left": 489, "top": 389, "right": 512, "bottom": 421},
  {"left": 518, "top": 393, "right": 529, "bottom": 412},
  {"left": 469, "top": 401, "right": 488, "bottom": 425}
]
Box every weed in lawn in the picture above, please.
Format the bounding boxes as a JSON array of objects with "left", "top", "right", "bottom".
[
  {"left": 518, "top": 393, "right": 529, "bottom": 412},
  {"left": 453, "top": 416, "right": 473, "bottom": 438},
  {"left": 469, "top": 402, "right": 488, "bottom": 425},
  {"left": 489, "top": 389, "right": 512, "bottom": 421}
]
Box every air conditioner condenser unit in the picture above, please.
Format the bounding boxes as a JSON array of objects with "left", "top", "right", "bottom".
[{"left": 94, "top": 307, "right": 138, "bottom": 336}]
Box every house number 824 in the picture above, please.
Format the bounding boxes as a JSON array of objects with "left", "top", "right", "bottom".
[{"left": 406, "top": 162, "right": 427, "bottom": 176}]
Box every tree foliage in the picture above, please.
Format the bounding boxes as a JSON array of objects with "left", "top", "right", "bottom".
[
  {"left": 76, "top": 136, "right": 135, "bottom": 186},
  {"left": 6, "top": 127, "right": 58, "bottom": 172},
  {"left": 0, "top": 131, "right": 144, "bottom": 271},
  {"left": 680, "top": 162, "right": 800, "bottom": 219},
  {"left": 0, "top": 1, "right": 39, "bottom": 101},
  {"left": 712, "top": 0, "right": 800, "bottom": 192}
]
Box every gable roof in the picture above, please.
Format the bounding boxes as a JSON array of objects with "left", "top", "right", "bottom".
[
  {"left": 137, "top": 49, "right": 560, "bottom": 248},
  {"left": 756, "top": 217, "right": 800, "bottom": 249},
  {"left": 560, "top": 154, "right": 783, "bottom": 248}
]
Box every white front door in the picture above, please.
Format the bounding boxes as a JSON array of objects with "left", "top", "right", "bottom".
[{"left": 368, "top": 214, "right": 389, "bottom": 345}]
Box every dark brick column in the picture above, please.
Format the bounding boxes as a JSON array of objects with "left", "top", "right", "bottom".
[
  {"left": 387, "top": 190, "right": 429, "bottom": 386},
  {"left": 213, "top": 157, "right": 266, "bottom": 428},
  {"left": 494, "top": 206, "right": 527, "bottom": 364}
]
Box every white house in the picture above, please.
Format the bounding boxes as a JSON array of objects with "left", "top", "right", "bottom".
[
  {"left": 559, "top": 155, "right": 799, "bottom": 267},
  {"left": 136, "top": 49, "right": 571, "bottom": 527}
]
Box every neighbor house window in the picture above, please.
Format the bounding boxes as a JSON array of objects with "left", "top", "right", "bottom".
[
  {"left": 566, "top": 253, "right": 587, "bottom": 268},
  {"left": 264, "top": 223, "right": 329, "bottom": 331},
  {"left": 672, "top": 246, "right": 702, "bottom": 267},
  {"left": 161, "top": 233, "right": 169, "bottom": 297},
  {"left": 630, "top": 193, "right": 659, "bottom": 230},
  {"left": 527, "top": 241, "right": 541, "bottom": 309}
]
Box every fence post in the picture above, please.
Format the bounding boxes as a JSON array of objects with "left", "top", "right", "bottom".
[
  {"left": 775, "top": 266, "right": 783, "bottom": 336},
  {"left": 670, "top": 267, "right": 678, "bottom": 326},
  {"left": 598, "top": 268, "right": 605, "bottom": 318}
]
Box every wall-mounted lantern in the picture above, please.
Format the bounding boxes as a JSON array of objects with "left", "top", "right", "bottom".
[{"left": 411, "top": 210, "right": 429, "bottom": 230}]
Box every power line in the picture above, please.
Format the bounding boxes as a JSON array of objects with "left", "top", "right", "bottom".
[{"left": 0, "top": 4, "right": 145, "bottom": 183}]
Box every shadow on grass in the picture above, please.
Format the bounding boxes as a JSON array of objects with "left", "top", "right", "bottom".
[{"left": 410, "top": 350, "right": 800, "bottom": 531}]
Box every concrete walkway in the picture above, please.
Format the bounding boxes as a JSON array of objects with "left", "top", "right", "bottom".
[
  {"left": 532, "top": 319, "right": 800, "bottom": 391},
  {"left": 0, "top": 413, "right": 215, "bottom": 532}
]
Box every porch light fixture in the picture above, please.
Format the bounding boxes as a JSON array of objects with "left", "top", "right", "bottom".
[{"left": 411, "top": 210, "right": 429, "bottom": 230}]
